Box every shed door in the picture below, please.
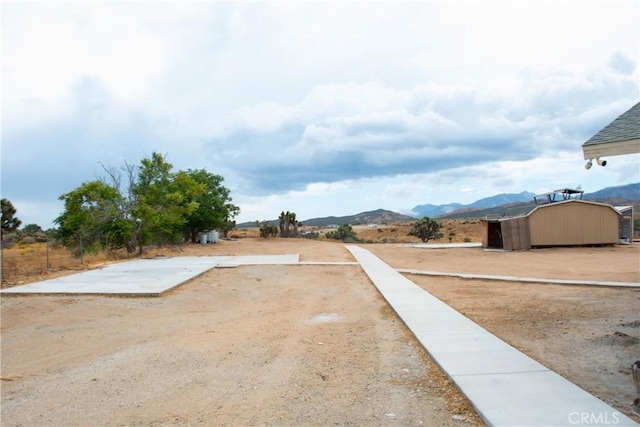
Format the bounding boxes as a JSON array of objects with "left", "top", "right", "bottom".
[{"left": 487, "top": 222, "right": 503, "bottom": 249}]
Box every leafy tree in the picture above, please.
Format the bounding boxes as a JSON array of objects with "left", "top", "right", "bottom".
[
  {"left": 22, "top": 224, "right": 44, "bottom": 236},
  {"left": 182, "top": 169, "right": 239, "bottom": 242},
  {"left": 56, "top": 152, "right": 238, "bottom": 256},
  {"left": 408, "top": 217, "right": 443, "bottom": 243},
  {"left": 20, "top": 223, "right": 47, "bottom": 242},
  {"left": 98, "top": 160, "right": 140, "bottom": 254},
  {"left": 325, "top": 224, "right": 361, "bottom": 242},
  {"left": 55, "top": 180, "right": 124, "bottom": 257},
  {"left": 1, "top": 199, "right": 22, "bottom": 234},
  {"left": 131, "top": 153, "right": 203, "bottom": 249}
]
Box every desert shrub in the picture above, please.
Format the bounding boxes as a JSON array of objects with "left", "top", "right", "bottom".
[
  {"left": 302, "top": 232, "right": 319, "bottom": 239},
  {"left": 464, "top": 237, "right": 472, "bottom": 242},
  {"left": 325, "top": 224, "right": 362, "bottom": 243},
  {"left": 408, "top": 217, "right": 443, "bottom": 243},
  {"left": 259, "top": 221, "right": 278, "bottom": 238}
]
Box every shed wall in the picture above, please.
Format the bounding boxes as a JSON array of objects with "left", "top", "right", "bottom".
[
  {"left": 501, "top": 216, "right": 531, "bottom": 250},
  {"left": 481, "top": 220, "right": 489, "bottom": 248},
  {"left": 617, "top": 207, "right": 634, "bottom": 243},
  {"left": 529, "top": 203, "right": 619, "bottom": 246}
]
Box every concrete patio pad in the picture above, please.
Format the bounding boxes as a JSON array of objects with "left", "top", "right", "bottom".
[
  {"left": 346, "top": 245, "right": 638, "bottom": 427},
  {"left": 0, "top": 255, "right": 299, "bottom": 296}
]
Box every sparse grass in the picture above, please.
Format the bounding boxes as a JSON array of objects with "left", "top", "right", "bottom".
[
  {"left": 352, "top": 219, "right": 482, "bottom": 244},
  {"left": 1, "top": 243, "right": 132, "bottom": 287}
]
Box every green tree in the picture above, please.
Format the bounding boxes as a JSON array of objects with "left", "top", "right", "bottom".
[
  {"left": 182, "top": 169, "right": 239, "bottom": 242},
  {"left": 22, "top": 224, "right": 44, "bottom": 236},
  {"left": 21, "top": 223, "right": 47, "bottom": 242},
  {"left": 57, "top": 152, "right": 238, "bottom": 256},
  {"left": 98, "top": 160, "right": 140, "bottom": 254},
  {"left": 132, "top": 153, "right": 204, "bottom": 249},
  {"left": 325, "top": 224, "right": 361, "bottom": 242},
  {"left": 55, "top": 180, "right": 124, "bottom": 258},
  {"left": 1, "top": 199, "right": 22, "bottom": 234},
  {"left": 408, "top": 217, "right": 443, "bottom": 243}
]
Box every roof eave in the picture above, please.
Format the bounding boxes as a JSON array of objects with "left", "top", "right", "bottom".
[{"left": 582, "top": 138, "right": 640, "bottom": 160}]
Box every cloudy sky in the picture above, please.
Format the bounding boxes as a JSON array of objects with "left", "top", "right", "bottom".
[{"left": 2, "top": 1, "right": 639, "bottom": 228}]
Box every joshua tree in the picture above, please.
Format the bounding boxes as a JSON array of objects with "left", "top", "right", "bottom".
[{"left": 278, "top": 211, "right": 298, "bottom": 238}]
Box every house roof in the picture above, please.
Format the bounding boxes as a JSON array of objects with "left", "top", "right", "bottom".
[{"left": 582, "top": 102, "right": 640, "bottom": 159}]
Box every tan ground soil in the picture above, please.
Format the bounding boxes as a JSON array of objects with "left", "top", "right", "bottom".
[{"left": 2, "top": 238, "right": 639, "bottom": 426}]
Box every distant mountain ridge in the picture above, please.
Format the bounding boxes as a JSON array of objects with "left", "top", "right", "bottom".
[
  {"left": 237, "top": 209, "right": 413, "bottom": 228},
  {"left": 302, "top": 209, "right": 413, "bottom": 226},
  {"left": 439, "top": 182, "right": 639, "bottom": 219},
  {"left": 583, "top": 182, "right": 639, "bottom": 202},
  {"left": 411, "top": 191, "right": 535, "bottom": 218},
  {"left": 236, "top": 183, "right": 639, "bottom": 227}
]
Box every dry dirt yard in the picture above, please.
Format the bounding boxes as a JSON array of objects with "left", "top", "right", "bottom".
[{"left": 1, "top": 238, "right": 639, "bottom": 426}]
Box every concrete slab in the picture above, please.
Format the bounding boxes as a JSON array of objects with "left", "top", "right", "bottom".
[
  {"left": 216, "top": 254, "right": 299, "bottom": 266},
  {"left": 398, "top": 268, "right": 640, "bottom": 288},
  {"left": 408, "top": 242, "right": 482, "bottom": 249},
  {"left": 298, "top": 261, "right": 359, "bottom": 266},
  {"left": 0, "top": 254, "right": 301, "bottom": 296},
  {"left": 345, "top": 245, "right": 638, "bottom": 427}
]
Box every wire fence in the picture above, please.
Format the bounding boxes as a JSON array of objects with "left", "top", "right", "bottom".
[{"left": 1, "top": 242, "right": 88, "bottom": 286}]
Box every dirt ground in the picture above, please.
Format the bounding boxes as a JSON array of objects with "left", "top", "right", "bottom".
[{"left": 1, "top": 238, "right": 639, "bottom": 426}]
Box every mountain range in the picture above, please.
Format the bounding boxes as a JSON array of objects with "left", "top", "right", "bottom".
[
  {"left": 236, "top": 183, "right": 639, "bottom": 227},
  {"left": 410, "top": 191, "right": 536, "bottom": 218}
]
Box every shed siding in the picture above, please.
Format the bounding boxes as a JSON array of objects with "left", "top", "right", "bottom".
[
  {"left": 529, "top": 202, "right": 619, "bottom": 246},
  {"left": 481, "top": 220, "right": 489, "bottom": 248},
  {"left": 501, "top": 216, "right": 531, "bottom": 250}
]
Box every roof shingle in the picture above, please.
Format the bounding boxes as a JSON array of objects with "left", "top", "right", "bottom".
[{"left": 582, "top": 102, "right": 640, "bottom": 146}]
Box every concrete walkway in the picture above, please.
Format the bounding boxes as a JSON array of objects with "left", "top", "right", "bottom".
[
  {"left": 398, "top": 268, "right": 640, "bottom": 288},
  {"left": 0, "top": 255, "right": 299, "bottom": 296},
  {"left": 346, "top": 245, "right": 638, "bottom": 427}
]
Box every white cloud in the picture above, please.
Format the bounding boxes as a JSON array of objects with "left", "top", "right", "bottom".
[{"left": 2, "top": 1, "right": 638, "bottom": 228}]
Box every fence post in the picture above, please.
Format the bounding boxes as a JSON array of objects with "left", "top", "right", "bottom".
[
  {"left": 1, "top": 229, "right": 5, "bottom": 283},
  {"left": 46, "top": 239, "right": 51, "bottom": 272}
]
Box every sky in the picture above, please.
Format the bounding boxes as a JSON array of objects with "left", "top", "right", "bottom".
[{"left": 2, "top": 0, "right": 639, "bottom": 228}]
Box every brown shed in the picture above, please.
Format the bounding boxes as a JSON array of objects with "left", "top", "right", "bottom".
[
  {"left": 482, "top": 215, "right": 530, "bottom": 251},
  {"left": 482, "top": 200, "right": 620, "bottom": 250}
]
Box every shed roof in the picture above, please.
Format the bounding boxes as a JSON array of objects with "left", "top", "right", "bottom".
[
  {"left": 527, "top": 199, "right": 621, "bottom": 217},
  {"left": 582, "top": 102, "right": 640, "bottom": 159},
  {"left": 484, "top": 199, "right": 621, "bottom": 222}
]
